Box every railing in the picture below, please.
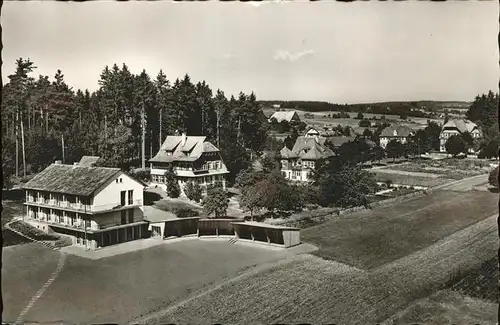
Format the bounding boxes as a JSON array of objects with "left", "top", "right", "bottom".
[{"left": 26, "top": 199, "right": 142, "bottom": 212}]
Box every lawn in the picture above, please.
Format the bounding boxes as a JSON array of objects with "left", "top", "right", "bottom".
[
  {"left": 2, "top": 244, "right": 63, "bottom": 320},
  {"left": 300, "top": 190, "right": 498, "bottom": 269},
  {"left": 372, "top": 170, "right": 453, "bottom": 187},
  {"left": 151, "top": 195, "right": 498, "bottom": 325},
  {"left": 389, "top": 158, "right": 494, "bottom": 180},
  {"left": 2, "top": 199, "right": 32, "bottom": 247},
  {"left": 2, "top": 240, "right": 287, "bottom": 324},
  {"left": 451, "top": 256, "right": 498, "bottom": 302},
  {"left": 380, "top": 290, "right": 497, "bottom": 325}
]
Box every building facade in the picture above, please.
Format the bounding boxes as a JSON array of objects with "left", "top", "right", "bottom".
[
  {"left": 149, "top": 133, "right": 229, "bottom": 194},
  {"left": 23, "top": 162, "right": 148, "bottom": 250},
  {"left": 439, "top": 119, "right": 482, "bottom": 153},
  {"left": 279, "top": 133, "right": 335, "bottom": 182},
  {"left": 379, "top": 125, "right": 415, "bottom": 149}
]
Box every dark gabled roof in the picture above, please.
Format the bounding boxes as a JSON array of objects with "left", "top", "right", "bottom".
[
  {"left": 380, "top": 125, "right": 414, "bottom": 138},
  {"left": 23, "top": 164, "right": 122, "bottom": 196},
  {"left": 280, "top": 136, "right": 335, "bottom": 161},
  {"left": 78, "top": 156, "right": 101, "bottom": 167},
  {"left": 442, "top": 119, "right": 478, "bottom": 134},
  {"left": 150, "top": 135, "right": 221, "bottom": 163}
]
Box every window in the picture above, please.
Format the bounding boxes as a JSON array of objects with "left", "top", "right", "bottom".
[
  {"left": 120, "top": 178, "right": 123, "bottom": 183},
  {"left": 128, "top": 190, "right": 133, "bottom": 205},
  {"left": 120, "top": 191, "right": 126, "bottom": 206},
  {"left": 121, "top": 210, "right": 127, "bottom": 225},
  {"left": 128, "top": 209, "right": 134, "bottom": 223}
]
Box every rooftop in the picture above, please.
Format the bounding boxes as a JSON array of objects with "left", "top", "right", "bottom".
[
  {"left": 150, "top": 134, "right": 221, "bottom": 163},
  {"left": 23, "top": 164, "right": 122, "bottom": 196},
  {"left": 380, "top": 124, "right": 415, "bottom": 138}
]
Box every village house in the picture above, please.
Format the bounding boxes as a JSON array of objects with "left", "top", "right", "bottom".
[
  {"left": 439, "top": 119, "right": 482, "bottom": 153},
  {"left": 268, "top": 110, "right": 301, "bottom": 124},
  {"left": 22, "top": 160, "right": 148, "bottom": 250},
  {"left": 379, "top": 124, "right": 415, "bottom": 149},
  {"left": 305, "top": 127, "right": 355, "bottom": 148},
  {"left": 279, "top": 131, "right": 335, "bottom": 182},
  {"left": 149, "top": 133, "right": 229, "bottom": 194}
]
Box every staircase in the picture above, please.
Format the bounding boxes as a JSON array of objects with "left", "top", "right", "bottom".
[{"left": 228, "top": 237, "right": 238, "bottom": 244}]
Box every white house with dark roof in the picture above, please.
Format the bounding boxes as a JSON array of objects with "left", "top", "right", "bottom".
[
  {"left": 23, "top": 161, "right": 147, "bottom": 250},
  {"left": 379, "top": 125, "right": 415, "bottom": 149},
  {"left": 279, "top": 132, "right": 335, "bottom": 182},
  {"left": 149, "top": 133, "right": 229, "bottom": 193},
  {"left": 439, "top": 119, "right": 482, "bottom": 153},
  {"left": 268, "top": 110, "right": 301, "bottom": 124}
]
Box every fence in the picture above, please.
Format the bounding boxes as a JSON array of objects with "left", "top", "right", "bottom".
[{"left": 164, "top": 217, "right": 200, "bottom": 238}]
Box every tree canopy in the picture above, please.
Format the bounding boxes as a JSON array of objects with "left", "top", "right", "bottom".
[{"left": 2, "top": 59, "right": 268, "bottom": 188}]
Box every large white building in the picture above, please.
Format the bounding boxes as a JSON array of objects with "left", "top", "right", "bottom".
[
  {"left": 439, "top": 119, "right": 482, "bottom": 153},
  {"left": 379, "top": 125, "right": 415, "bottom": 149},
  {"left": 149, "top": 133, "right": 229, "bottom": 193},
  {"left": 23, "top": 161, "right": 147, "bottom": 250},
  {"left": 279, "top": 132, "right": 335, "bottom": 182}
]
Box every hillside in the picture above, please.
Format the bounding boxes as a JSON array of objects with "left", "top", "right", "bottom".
[{"left": 259, "top": 100, "right": 471, "bottom": 118}]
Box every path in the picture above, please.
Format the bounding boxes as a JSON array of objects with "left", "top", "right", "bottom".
[{"left": 434, "top": 173, "right": 488, "bottom": 191}]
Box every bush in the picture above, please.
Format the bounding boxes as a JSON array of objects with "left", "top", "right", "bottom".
[
  {"left": 359, "top": 119, "right": 371, "bottom": 127},
  {"left": 488, "top": 166, "right": 498, "bottom": 188},
  {"left": 184, "top": 181, "right": 203, "bottom": 202},
  {"left": 129, "top": 169, "right": 151, "bottom": 183},
  {"left": 175, "top": 208, "right": 199, "bottom": 218}
]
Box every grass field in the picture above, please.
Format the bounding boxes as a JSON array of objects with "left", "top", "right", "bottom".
[
  {"left": 451, "top": 257, "right": 498, "bottom": 302},
  {"left": 264, "top": 108, "right": 437, "bottom": 135},
  {"left": 2, "top": 240, "right": 289, "bottom": 324},
  {"left": 389, "top": 158, "right": 494, "bottom": 180},
  {"left": 2, "top": 199, "right": 32, "bottom": 247},
  {"left": 381, "top": 290, "right": 497, "bottom": 325},
  {"left": 372, "top": 170, "right": 453, "bottom": 187},
  {"left": 301, "top": 190, "right": 498, "bottom": 269}
]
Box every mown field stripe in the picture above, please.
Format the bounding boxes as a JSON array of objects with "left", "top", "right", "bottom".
[{"left": 15, "top": 252, "right": 67, "bottom": 324}]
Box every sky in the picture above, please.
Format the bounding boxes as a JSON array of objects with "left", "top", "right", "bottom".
[{"left": 2, "top": 1, "right": 498, "bottom": 104}]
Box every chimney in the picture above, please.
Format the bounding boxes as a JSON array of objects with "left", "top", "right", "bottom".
[
  {"left": 181, "top": 132, "right": 187, "bottom": 146},
  {"left": 55, "top": 160, "right": 62, "bottom": 165}
]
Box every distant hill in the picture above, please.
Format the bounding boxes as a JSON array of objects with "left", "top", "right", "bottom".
[{"left": 259, "top": 100, "right": 471, "bottom": 119}]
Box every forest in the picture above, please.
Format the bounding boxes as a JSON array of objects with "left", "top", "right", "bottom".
[{"left": 1, "top": 58, "right": 269, "bottom": 188}]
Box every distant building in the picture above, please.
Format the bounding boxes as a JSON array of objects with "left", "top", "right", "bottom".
[
  {"left": 23, "top": 161, "right": 147, "bottom": 250},
  {"left": 272, "top": 104, "right": 281, "bottom": 109},
  {"left": 379, "top": 125, "right": 415, "bottom": 149},
  {"left": 439, "top": 119, "right": 482, "bottom": 153},
  {"left": 269, "top": 110, "right": 301, "bottom": 124},
  {"left": 149, "top": 133, "right": 229, "bottom": 194},
  {"left": 279, "top": 132, "right": 335, "bottom": 182}
]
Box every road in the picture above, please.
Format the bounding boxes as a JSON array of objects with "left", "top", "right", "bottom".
[{"left": 434, "top": 173, "right": 489, "bottom": 192}]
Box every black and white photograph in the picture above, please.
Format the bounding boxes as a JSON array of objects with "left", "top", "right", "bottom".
[{"left": 1, "top": 1, "right": 499, "bottom": 324}]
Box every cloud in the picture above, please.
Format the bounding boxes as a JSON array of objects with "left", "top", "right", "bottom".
[{"left": 273, "top": 49, "right": 315, "bottom": 63}]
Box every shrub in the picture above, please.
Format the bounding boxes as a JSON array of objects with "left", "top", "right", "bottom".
[
  {"left": 129, "top": 169, "right": 151, "bottom": 183},
  {"left": 488, "top": 166, "right": 499, "bottom": 188},
  {"left": 175, "top": 208, "right": 199, "bottom": 218},
  {"left": 184, "top": 181, "right": 203, "bottom": 202}
]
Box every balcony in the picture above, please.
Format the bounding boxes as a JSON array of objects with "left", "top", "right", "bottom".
[{"left": 25, "top": 199, "right": 142, "bottom": 214}]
